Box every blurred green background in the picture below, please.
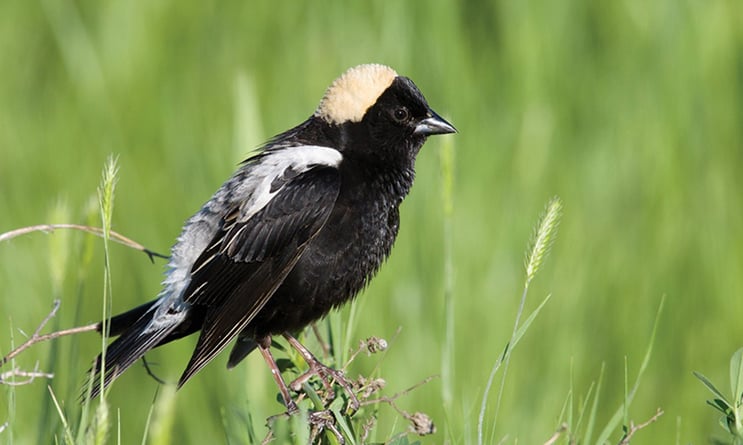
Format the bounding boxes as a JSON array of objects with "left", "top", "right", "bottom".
[{"left": 2, "top": 0, "right": 743, "bottom": 443}]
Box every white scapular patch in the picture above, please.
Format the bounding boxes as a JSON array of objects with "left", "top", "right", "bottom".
[
  {"left": 160, "top": 144, "right": 342, "bottom": 306},
  {"left": 236, "top": 145, "right": 342, "bottom": 220},
  {"left": 315, "top": 64, "right": 398, "bottom": 125}
]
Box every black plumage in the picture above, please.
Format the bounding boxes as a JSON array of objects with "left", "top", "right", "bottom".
[{"left": 88, "top": 64, "right": 455, "bottom": 406}]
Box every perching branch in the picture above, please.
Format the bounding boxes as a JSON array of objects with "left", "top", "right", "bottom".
[
  {"left": 0, "top": 362, "right": 54, "bottom": 386},
  {"left": 0, "top": 223, "right": 168, "bottom": 262},
  {"left": 1, "top": 300, "right": 98, "bottom": 368},
  {"left": 618, "top": 408, "right": 664, "bottom": 445},
  {"left": 1, "top": 223, "right": 166, "bottom": 370}
]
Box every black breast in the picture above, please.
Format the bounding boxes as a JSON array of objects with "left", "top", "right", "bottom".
[{"left": 249, "top": 160, "right": 414, "bottom": 338}]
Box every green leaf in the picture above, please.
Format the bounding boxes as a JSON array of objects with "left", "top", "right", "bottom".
[
  {"left": 694, "top": 371, "right": 732, "bottom": 407},
  {"left": 330, "top": 403, "right": 356, "bottom": 445},
  {"left": 706, "top": 399, "right": 732, "bottom": 416},
  {"left": 301, "top": 382, "right": 324, "bottom": 410},
  {"left": 582, "top": 363, "right": 605, "bottom": 445},
  {"left": 730, "top": 348, "right": 743, "bottom": 408},
  {"left": 595, "top": 295, "right": 664, "bottom": 444},
  {"left": 511, "top": 293, "right": 553, "bottom": 350}
]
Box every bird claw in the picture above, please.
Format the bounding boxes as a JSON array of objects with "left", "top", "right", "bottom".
[
  {"left": 285, "top": 399, "right": 300, "bottom": 415},
  {"left": 284, "top": 333, "right": 361, "bottom": 414},
  {"left": 308, "top": 410, "right": 345, "bottom": 445},
  {"left": 288, "top": 361, "right": 360, "bottom": 413}
]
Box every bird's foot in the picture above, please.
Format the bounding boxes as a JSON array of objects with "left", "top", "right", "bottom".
[
  {"left": 257, "top": 338, "right": 301, "bottom": 414},
  {"left": 284, "top": 333, "right": 361, "bottom": 413},
  {"left": 308, "top": 410, "right": 345, "bottom": 444}
]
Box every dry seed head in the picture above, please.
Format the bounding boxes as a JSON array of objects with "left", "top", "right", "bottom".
[
  {"left": 360, "top": 378, "right": 386, "bottom": 398},
  {"left": 366, "top": 336, "right": 388, "bottom": 354},
  {"left": 408, "top": 412, "right": 436, "bottom": 436}
]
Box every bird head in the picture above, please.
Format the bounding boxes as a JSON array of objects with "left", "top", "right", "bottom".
[{"left": 314, "top": 64, "right": 456, "bottom": 162}]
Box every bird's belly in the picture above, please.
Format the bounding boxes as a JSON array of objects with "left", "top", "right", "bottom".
[{"left": 250, "top": 204, "right": 398, "bottom": 337}]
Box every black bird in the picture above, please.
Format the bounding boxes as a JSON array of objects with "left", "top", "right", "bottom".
[{"left": 90, "top": 64, "right": 455, "bottom": 410}]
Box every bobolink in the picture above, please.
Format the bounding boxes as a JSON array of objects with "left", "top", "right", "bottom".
[{"left": 90, "top": 64, "right": 455, "bottom": 411}]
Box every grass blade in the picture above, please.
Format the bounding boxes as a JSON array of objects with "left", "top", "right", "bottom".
[
  {"left": 582, "top": 362, "right": 605, "bottom": 444},
  {"left": 595, "top": 294, "right": 665, "bottom": 443}
]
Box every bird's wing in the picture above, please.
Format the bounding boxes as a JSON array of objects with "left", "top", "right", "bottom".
[{"left": 177, "top": 163, "right": 341, "bottom": 386}]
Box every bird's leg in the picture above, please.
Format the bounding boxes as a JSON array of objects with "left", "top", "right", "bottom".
[
  {"left": 283, "top": 333, "right": 360, "bottom": 412},
  {"left": 257, "top": 336, "right": 299, "bottom": 414}
]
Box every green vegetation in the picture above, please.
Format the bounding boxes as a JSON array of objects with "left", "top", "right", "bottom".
[
  {"left": 695, "top": 349, "right": 743, "bottom": 444},
  {"left": 2, "top": 0, "right": 743, "bottom": 443}
]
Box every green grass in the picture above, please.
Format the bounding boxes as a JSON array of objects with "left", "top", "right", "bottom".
[{"left": 2, "top": 0, "right": 743, "bottom": 443}]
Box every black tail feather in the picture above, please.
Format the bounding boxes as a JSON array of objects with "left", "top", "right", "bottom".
[
  {"left": 99, "top": 300, "right": 161, "bottom": 337},
  {"left": 85, "top": 308, "right": 179, "bottom": 399}
]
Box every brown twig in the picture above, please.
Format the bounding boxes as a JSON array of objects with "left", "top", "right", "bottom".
[
  {"left": 342, "top": 336, "right": 389, "bottom": 372},
  {"left": 344, "top": 326, "right": 401, "bottom": 374},
  {"left": 0, "top": 362, "right": 54, "bottom": 386},
  {"left": 261, "top": 328, "right": 434, "bottom": 443},
  {"left": 543, "top": 423, "right": 568, "bottom": 445},
  {"left": 1, "top": 300, "right": 99, "bottom": 368},
  {"left": 0, "top": 223, "right": 168, "bottom": 262},
  {"left": 618, "top": 408, "right": 664, "bottom": 445},
  {"left": 364, "top": 375, "right": 438, "bottom": 439},
  {"left": 360, "top": 375, "right": 437, "bottom": 407},
  {"left": 260, "top": 430, "right": 274, "bottom": 445},
  {"left": 359, "top": 415, "right": 376, "bottom": 443}
]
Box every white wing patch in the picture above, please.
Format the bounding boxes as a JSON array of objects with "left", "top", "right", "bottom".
[
  {"left": 315, "top": 64, "right": 398, "bottom": 125},
  {"left": 160, "top": 145, "right": 342, "bottom": 307},
  {"left": 236, "top": 145, "right": 342, "bottom": 220}
]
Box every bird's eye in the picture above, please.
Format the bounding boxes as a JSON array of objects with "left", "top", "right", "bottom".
[{"left": 392, "top": 107, "right": 409, "bottom": 123}]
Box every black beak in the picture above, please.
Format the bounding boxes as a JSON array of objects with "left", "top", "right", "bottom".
[{"left": 414, "top": 109, "right": 457, "bottom": 136}]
